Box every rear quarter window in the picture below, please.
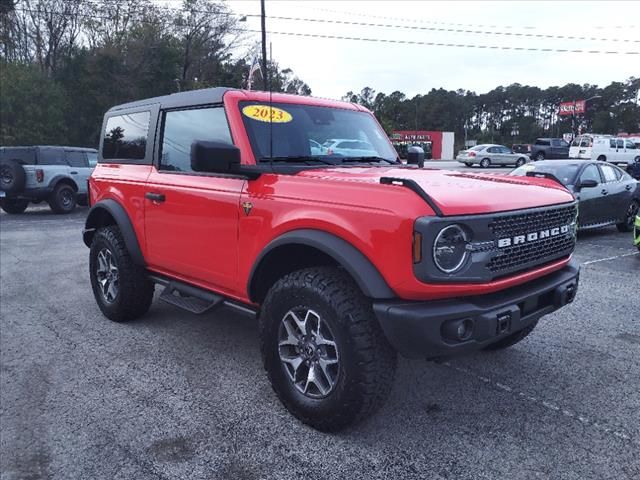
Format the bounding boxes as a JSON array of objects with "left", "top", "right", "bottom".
[{"left": 101, "top": 111, "right": 151, "bottom": 162}]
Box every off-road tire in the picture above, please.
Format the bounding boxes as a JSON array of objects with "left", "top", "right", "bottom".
[
  {"left": 484, "top": 321, "right": 538, "bottom": 351},
  {"left": 259, "top": 267, "right": 397, "bottom": 431},
  {"left": 0, "top": 159, "right": 26, "bottom": 194},
  {"left": 0, "top": 198, "right": 29, "bottom": 214},
  {"left": 89, "top": 226, "right": 154, "bottom": 322},
  {"left": 48, "top": 183, "right": 77, "bottom": 214},
  {"left": 617, "top": 200, "right": 639, "bottom": 233},
  {"left": 480, "top": 158, "right": 491, "bottom": 168}
]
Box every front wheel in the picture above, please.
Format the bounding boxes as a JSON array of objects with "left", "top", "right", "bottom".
[
  {"left": 48, "top": 183, "right": 76, "bottom": 214},
  {"left": 597, "top": 155, "right": 607, "bottom": 162},
  {"left": 516, "top": 157, "right": 527, "bottom": 167},
  {"left": 89, "top": 226, "right": 154, "bottom": 321},
  {"left": 535, "top": 152, "right": 545, "bottom": 161},
  {"left": 617, "top": 200, "right": 639, "bottom": 233},
  {"left": 0, "top": 198, "right": 29, "bottom": 214},
  {"left": 259, "top": 267, "right": 397, "bottom": 431}
]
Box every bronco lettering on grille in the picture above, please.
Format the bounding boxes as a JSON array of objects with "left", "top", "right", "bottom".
[{"left": 497, "top": 225, "right": 570, "bottom": 248}]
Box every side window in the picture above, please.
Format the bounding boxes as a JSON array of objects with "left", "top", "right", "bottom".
[
  {"left": 65, "top": 151, "right": 88, "bottom": 168},
  {"left": 160, "top": 107, "right": 232, "bottom": 173},
  {"left": 600, "top": 165, "right": 618, "bottom": 183},
  {"left": 87, "top": 152, "right": 98, "bottom": 167},
  {"left": 580, "top": 165, "right": 601, "bottom": 183},
  {"left": 102, "top": 111, "right": 150, "bottom": 161},
  {"left": 551, "top": 139, "right": 560, "bottom": 147},
  {"left": 625, "top": 140, "right": 636, "bottom": 149},
  {"left": 616, "top": 139, "right": 624, "bottom": 149},
  {"left": 38, "top": 148, "right": 66, "bottom": 166},
  {"left": 502, "top": 146, "right": 512, "bottom": 154},
  {"left": 487, "top": 147, "right": 497, "bottom": 153},
  {"left": 560, "top": 140, "right": 569, "bottom": 148},
  {"left": 609, "top": 139, "right": 616, "bottom": 149},
  {"left": 580, "top": 137, "right": 591, "bottom": 147},
  {"left": 535, "top": 139, "right": 550, "bottom": 146}
]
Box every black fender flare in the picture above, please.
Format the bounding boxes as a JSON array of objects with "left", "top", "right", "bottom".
[
  {"left": 82, "top": 199, "right": 145, "bottom": 265},
  {"left": 49, "top": 175, "right": 78, "bottom": 192},
  {"left": 248, "top": 229, "right": 395, "bottom": 301}
]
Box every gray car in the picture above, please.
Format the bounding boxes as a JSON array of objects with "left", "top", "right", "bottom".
[{"left": 457, "top": 144, "right": 529, "bottom": 168}]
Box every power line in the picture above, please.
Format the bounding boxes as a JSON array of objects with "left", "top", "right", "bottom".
[
  {"left": 261, "top": 14, "right": 640, "bottom": 44},
  {"left": 245, "top": 29, "right": 640, "bottom": 55},
  {"left": 309, "top": 6, "right": 638, "bottom": 31}
]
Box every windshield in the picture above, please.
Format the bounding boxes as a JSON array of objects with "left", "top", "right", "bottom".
[
  {"left": 510, "top": 163, "right": 580, "bottom": 185},
  {"left": 240, "top": 102, "right": 398, "bottom": 164}
]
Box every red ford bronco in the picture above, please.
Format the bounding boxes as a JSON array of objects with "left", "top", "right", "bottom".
[{"left": 84, "top": 88, "right": 579, "bottom": 431}]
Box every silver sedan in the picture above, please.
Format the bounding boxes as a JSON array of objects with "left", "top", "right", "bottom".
[{"left": 456, "top": 144, "right": 529, "bottom": 168}]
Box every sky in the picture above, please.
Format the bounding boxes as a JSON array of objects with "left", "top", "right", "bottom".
[{"left": 168, "top": 1, "right": 640, "bottom": 100}]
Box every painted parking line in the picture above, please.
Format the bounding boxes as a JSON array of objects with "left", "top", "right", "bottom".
[
  {"left": 439, "top": 361, "right": 637, "bottom": 446},
  {"left": 581, "top": 252, "right": 639, "bottom": 266}
]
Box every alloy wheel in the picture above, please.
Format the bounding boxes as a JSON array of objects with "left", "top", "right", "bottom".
[
  {"left": 60, "top": 188, "right": 74, "bottom": 209},
  {"left": 96, "top": 248, "right": 119, "bottom": 303},
  {"left": 278, "top": 308, "right": 340, "bottom": 399}
]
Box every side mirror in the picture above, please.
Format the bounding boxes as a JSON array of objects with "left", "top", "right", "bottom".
[
  {"left": 406, "top": 146, "right": 425, "bottom": 168},
  {"left": 577, "top": 179, "right": 598, "bottom": 190},
  {"left": 191, "top": 141, "right": 240, "bottom": 173}
]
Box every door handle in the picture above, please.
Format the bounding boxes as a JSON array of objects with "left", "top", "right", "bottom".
[
  {"left": 601, "top": 189, "right": 608, "bottom": 195},
  {"left": 70, "top": 171, "right": 78, "bottom": 174},
  {"left": 626, "top": 185, "right": 632, "bottom": 190},
  {"left": 145, "top": 192, "right": 166, "bottom": 202}
]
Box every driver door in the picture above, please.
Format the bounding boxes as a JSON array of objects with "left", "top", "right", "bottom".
[
  {"left": 577, "top": 164, "right": 605, "bottom": 227},
  {"left": 144, "top": 105, "right": 245, "bottom": 293}
]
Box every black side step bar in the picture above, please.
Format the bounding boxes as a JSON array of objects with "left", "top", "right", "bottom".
[
  {"left": 149, "top": 275, "right": 257, "bottom": 317},
  {"left": 380, "top": 177, "right": 444, "bottom": 217}
]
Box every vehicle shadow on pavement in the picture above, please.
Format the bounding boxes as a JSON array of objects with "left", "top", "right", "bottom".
[{"left": 112, "top": 297, "right": 634, "bottom": 479}]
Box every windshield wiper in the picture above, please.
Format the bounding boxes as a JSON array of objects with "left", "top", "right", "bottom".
[
  {"left": 339, "top": 156, "right": 398, "bottom": 165},
  {"left": 260, "top": 156, "right": 340, "bottom": 166}
]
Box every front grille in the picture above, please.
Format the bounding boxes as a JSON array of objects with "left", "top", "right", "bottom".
[{"left": 487, "top": 204, "right": 577, "bottom": 274}]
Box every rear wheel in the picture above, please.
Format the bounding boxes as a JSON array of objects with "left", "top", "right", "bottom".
[
  {"left": 480, "top": 158, "right": 491, "bottom": 168},
  {"left": 597, "top": 155, "right": 607, "bottom": 162},
  {"left": 617, "top": 200, "right": 639, "bottom": 233},
  {"left": 259, "top": 267, "right": 397, "bottom": 431},
  {"left": 464, "top": 162, "right": 473, "bottom": 167},
  {"left": 535, "top": 152, "right": 545, "bottom": 161},
  {"left": 484, "top": 322, "right": 538, "bottom": 351},
  {"left": 48, "top": 183, "right": 76, "bottom": 214},
  {"left": 89, "top": 226, "right": 154, "bottom": 321},
  {"left": 516, "top": 157, "right": 527, "bottom": 167},
  {"left": 0, "top": 198, "right": 29, "bottom": 214}
]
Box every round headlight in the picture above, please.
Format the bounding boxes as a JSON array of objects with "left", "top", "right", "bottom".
[{"left": 433, "top": 225, "right": 469, "bottom": 273}]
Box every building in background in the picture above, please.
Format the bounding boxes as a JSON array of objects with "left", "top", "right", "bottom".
[{"left": 390, "top": 131, "right": 455, "bottom": 160}]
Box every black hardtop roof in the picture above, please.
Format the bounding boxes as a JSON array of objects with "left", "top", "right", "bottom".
[
  {"left": 108, "top": 87, "right": 236, "bottom": 112},
  {"left": 0, "top": 145, "right": 97, "bottom": 151}
]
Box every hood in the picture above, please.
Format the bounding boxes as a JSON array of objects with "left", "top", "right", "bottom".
[{"left": 296, "top": 166, "right": 575, "bottom": 216}]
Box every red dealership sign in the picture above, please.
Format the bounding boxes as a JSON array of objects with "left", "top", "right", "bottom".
[{"left": 559, "top": 100, "right": 586, "bottom": 116}]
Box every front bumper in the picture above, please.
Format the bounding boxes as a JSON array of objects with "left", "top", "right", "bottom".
[{"left": 373, "top": 260, "right": 579, "bottom": 358}]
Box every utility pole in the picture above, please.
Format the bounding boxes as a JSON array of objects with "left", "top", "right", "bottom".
[{"left": 261, "top": 0, "right": 268, "bottom": 91}]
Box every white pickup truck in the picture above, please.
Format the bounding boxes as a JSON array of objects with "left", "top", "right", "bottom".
[{"left": 0, "top": 146, "right": 97, "bottom": 214}]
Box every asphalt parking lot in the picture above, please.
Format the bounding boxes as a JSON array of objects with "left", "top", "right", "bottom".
[{"left": 1, "top": 204, "right": 639, "bottom": 480}]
